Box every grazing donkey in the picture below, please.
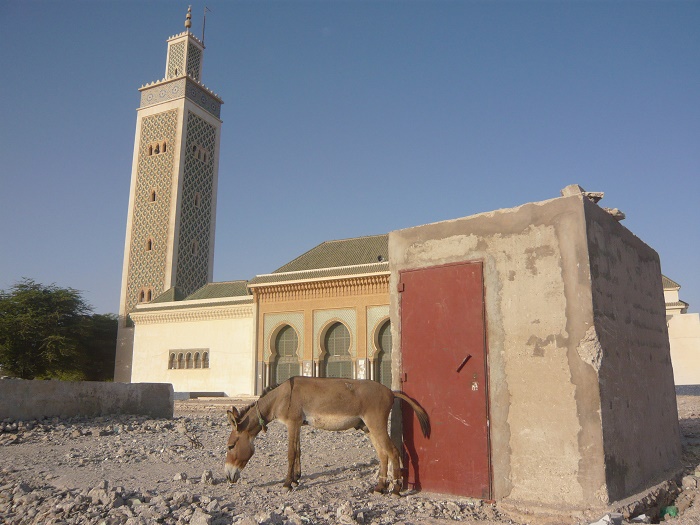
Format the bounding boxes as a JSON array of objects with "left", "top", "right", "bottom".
[{"left": 224, "top": 377, "right": 430, "bottom": 494}]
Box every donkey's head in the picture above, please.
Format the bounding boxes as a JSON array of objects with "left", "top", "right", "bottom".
[{"left": 224, "top": 406, "right": 256, "bottom": 483}]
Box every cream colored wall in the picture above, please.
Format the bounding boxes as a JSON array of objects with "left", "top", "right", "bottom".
[
  {"left": 130, "top": 305, "right": 256, "bottom": 396},
  {"left": 669, "top": 312, "right": 700, "bottom": 385},
  {"left": 664, "top": 288, "right": 680, "bottom": 304}
]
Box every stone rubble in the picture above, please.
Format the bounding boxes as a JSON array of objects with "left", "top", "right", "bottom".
[
  {"left": 0, "top": 406, "right": 512, "bottom": 525},
  {"left": 1, "top": 397, "right": 699, "bottom": 524}
]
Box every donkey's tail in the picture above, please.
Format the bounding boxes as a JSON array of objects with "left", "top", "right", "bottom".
[{"left": 393, "top": 392, "right": 431, "bottom": 438}]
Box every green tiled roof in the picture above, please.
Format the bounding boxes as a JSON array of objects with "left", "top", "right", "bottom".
[
  {"left": 152, "top": 287, "right": 187, "bottom": 303},
  {"left": 273, "top": 234, "right": 388, "bottom": 273},
  {"left": 248, "top": 234, "right": 389, "bottom": 286},
  {"left": 662, "top": 275, "right": 680, "bottom": 290},
  {"left": 132, "top": 296, "right": 253, "bottom": 314},
  {"left": 185, "top": 281, "right": 250, "bottom": 300}
]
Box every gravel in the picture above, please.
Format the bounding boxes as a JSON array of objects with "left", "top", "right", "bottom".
[{"left": 1, "top": 396, "right": 699, "bottom": 525}]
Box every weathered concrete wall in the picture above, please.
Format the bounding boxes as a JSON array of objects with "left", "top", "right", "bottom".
[
  {"left": 0, "top": 379, "right": 173, "bottom": 420},
  {"left": 389, "top": 189, "right": 681, "bottom": 512},
  {"left": 584, "top": 200, "right": 682, "bottom": 501}
]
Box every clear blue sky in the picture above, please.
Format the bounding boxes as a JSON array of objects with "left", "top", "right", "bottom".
[{"left": 1, "top": 1, "right": 698, "bottom": 315}]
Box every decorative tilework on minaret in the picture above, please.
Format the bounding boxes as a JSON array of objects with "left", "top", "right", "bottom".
[{"left": 115, "top": 9, "right": 224, "bottom": 382}]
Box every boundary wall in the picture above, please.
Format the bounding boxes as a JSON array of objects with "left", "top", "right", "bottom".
[{"left": 0, "top": 379, "right": 173, "bottom": 420}]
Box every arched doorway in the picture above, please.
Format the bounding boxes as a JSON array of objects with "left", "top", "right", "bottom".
[
  {"left": 272, "top": 325, "right": 300, "bottom": 384},
  {"left": 376, "top": 320, "right": 392, "bottom": 387},
  {"left": 323, "top": 322, "right": 352, "bottom": 378}
]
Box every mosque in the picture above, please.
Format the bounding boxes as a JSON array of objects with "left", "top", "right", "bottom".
[{"left": 114, "top": 10, "right": 393, "bottom": 396}]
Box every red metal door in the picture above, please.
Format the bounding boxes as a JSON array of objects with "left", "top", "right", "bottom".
[{"left": 399, "top": 261, "right": 491, "bottom": 498}]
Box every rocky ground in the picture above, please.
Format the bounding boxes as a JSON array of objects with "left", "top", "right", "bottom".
[{"left": 1, "top": 396, "right": 700, "bottom": 525}]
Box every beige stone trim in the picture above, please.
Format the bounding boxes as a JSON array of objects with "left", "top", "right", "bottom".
[
  {"left": 253, "top": 274, "right": 389, "bottom": 303},
  {"left": 131, "top": 304, "right": 253, "bottom": 325}
]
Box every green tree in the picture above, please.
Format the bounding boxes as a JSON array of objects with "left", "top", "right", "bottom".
[{"left": 0, "top": 279, "right": 92, "bottom": 379}]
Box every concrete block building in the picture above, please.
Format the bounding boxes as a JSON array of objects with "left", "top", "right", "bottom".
[{"left": 389, "top": 185, "right": 681, "bottom": 509}]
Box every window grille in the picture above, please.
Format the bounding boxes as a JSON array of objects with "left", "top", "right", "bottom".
[
  {"left": 323, "top": 322, "right": 352, "bottom": 378},
  {"left": 376, "top": 320, "right": 392, "bottom": 387},
  {"left": 273, "top": 325, "right": 300, "bottom": 384}
]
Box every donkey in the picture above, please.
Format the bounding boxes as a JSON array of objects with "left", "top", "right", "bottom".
[{"left": 224, "top": 376, "right": 430, "bottom": 494}]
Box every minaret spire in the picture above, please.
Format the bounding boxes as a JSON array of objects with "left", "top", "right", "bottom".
[{"left": 185, "top": 6, "right": 192, "bottom": 29}]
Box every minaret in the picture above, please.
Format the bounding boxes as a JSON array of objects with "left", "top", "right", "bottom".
[{"left": 115, "top": 8, "right": 224, "bottom": 382}]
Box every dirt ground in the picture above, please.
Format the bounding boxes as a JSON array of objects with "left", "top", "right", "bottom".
[{"left": 1, "top": 395, "right": 700, "bottom": 525}]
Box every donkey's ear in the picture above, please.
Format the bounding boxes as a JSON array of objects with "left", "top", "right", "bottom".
[{"left": 227, "top": 407, "right": 240, "bottom": 427}]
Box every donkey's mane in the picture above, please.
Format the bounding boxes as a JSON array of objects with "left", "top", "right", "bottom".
[{"left": 238, "top": 382, "right": 281, "bottom": 420}]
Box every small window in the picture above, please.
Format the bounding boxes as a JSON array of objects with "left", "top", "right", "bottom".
[
  {"left": 168, "top": 353, "right": 176, "bottom": 369},
  {"left": 191, "top": 239, "right": 199, "bottom": 256},
  {"left": 148, "top": 141, "right": 166, "bottom": 157},
  {"left": 146, "top": 289, "right": 152, "bottom": 302},
  {"left": 146, "top": 238, "right": 153, "bottom": 251},
  {"left": 186, "top": 352, "right": 193, "bottom": 369},
  {"left": 203, "top": 352, "right": 209, "bottom": 368},
  {"left": 177, "top": 353, "right": 184, "bottom": 369},
  {"left": 150, "top": 189, "right": 157, "bottom": 202},
  {"left": 194, "top": 192, "right": 201, "bottom": 208},
  {"left": 139, "top": 290, "right": 145, "bottom": 303},
  {"left": 194, "top": 352, "right": 201, "bottom": 369},
  {"left": 192, "top": 144, "right": 209, "bottom": 164}
]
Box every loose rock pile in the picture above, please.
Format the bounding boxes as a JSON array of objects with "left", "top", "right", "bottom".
[{"left": 0, "top": 405, "right": 513, "bottom": 525}]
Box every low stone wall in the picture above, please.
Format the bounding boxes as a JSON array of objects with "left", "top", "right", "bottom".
[{"left": 0, "top": 379, "right": 173, "bottom": 420}]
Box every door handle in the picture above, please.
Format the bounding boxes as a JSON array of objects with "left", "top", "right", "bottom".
[{"left": 456, "top": 354, "right": 472, "bottom": 373}]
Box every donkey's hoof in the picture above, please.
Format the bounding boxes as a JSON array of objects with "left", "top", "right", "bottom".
[{"left": 372, "top": 485, "right": 387, "bottom": 494}]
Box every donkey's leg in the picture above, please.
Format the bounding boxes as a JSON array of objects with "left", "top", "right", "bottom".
[
  {"left": 368, "top": 432, "right": 390, "bottom": 493},
  {"left": 284, "top": 423, "right": 301, "bottom": 490},
  {"left": 292, "top": 429, "right": 302, "bottom": 485},
  {"left": 387, "top": 439, "right": 403, "bottom": 495}
]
